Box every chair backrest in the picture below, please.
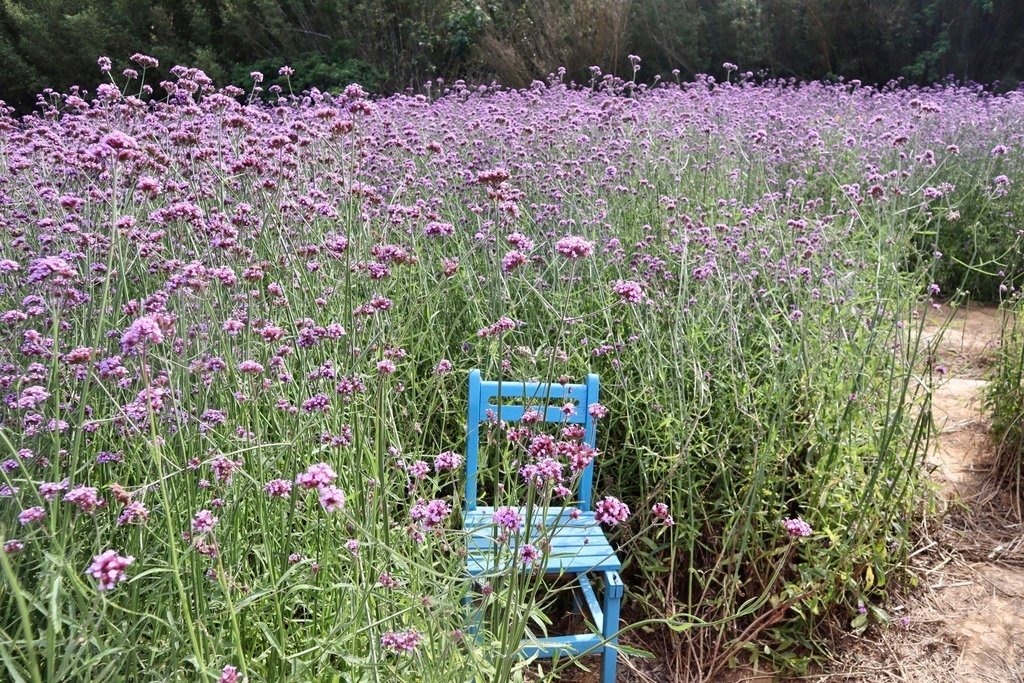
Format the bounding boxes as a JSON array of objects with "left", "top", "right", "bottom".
[{"left": 465, "top": 369, "right": 600, "bottom": 512}]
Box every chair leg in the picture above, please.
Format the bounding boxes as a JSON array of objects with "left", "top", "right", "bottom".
[{"left": 601, "top": 571, "right": 624, "bottom": 683}]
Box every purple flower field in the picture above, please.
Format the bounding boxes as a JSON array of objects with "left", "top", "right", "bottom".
[{"left": 0, "top": 58, "right": 1022, "bottom": 680}]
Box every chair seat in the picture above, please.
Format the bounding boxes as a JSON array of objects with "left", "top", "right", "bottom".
[{"left": 464, "top": 507, "right": 622, "bottom": 577}]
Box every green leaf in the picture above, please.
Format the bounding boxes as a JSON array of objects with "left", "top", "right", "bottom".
[
  {"left": 667, "top": 620, "right": 693, "bottom": 633},
  {"left": 850, "top": 613, "right": 868, "bottom": 631}
]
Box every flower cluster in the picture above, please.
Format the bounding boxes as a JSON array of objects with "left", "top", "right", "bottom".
[
  {"left": 594, "top": 496, "right": 631, "bottom": 527},
  {"left": 782, "top": 517, "right": 813, "bottom": 538},
  {"left": 380, "top": 628, "right": 423, "bottom": 654},
  {"left": 491, "top": 505, "right": 523, "bottom": 531},
  {"left": 85, "top": 550, "right": 135, "bottom": 591}
]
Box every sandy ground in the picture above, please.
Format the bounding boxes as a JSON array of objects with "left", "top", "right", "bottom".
[{"left": 550, "top": 303, "right": 1023, "bottom": 683}]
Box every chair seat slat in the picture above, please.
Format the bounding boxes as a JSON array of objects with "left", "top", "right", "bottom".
[{"left": 466, "top": 553, "right": 621, "bottom": 576}]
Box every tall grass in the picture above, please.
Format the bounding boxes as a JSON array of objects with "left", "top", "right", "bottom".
[
  {"left": 0, "top": 61, "right": 1022, "bottom": 680},
  {"left": 988, "top": 292, "right": 1024, "bottom": 517}
]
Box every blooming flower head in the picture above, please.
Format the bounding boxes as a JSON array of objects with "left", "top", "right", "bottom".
[
  {"left": 318, "top": 485, "right": 346, "bottom": 513},
  {"left": 519, "top": 543, "right": 541, "bottom": 565},
  {"left": 218, "top": 665, "right": 241, "bottom": 683},
  {"left": 263, "top": 479, "right": 293, "bottom": 497},
  {"left": 237, "top": 360, "right": 264, "bottom": 375},
  {"left": 302, "top": 393, "right": 331, "bottom": 413},
  {"left": 39, "top": 479, "right": 70, "bottom": 501},
  {"left": 211, "top": 456, "right": 240, "bottom": 483},
  {"left": 492, "top": 505, "right": 523, "bottom": 531},
  {"left": 594, "top": 496, "right": 630, "bottom": 526},
  {"left": 611, "top": 279, "right": 645, "bottom": 304},
  {"left": 120, "top": 315, "right": 168, "bottom": 354},
  {"left": 520, "top": 457, "right": 564, "bottom": 490},
  {"left": 434, "top": 450, "right": 463, "bottom": 471},
  {"left": 63, "top": 486, "right": 104, "bottom": 514},
  {"left": 130, "top": 53, "right": 159, "bottom": 69},
  {"left": 86, "top": 550, "right": 134, "bottom": 591},
  {"left": 477, "top": 316, "right": 518, "bottom": 338},
  {"left": 18, "top": 506, "right": 46, "bottom": 525},
  {"left": 192, "top": 509, "right": 218, "bottom": 533},
  {"left": 117, "top": 500, "right": 149, "bottom": 526},
  {"left": 555, "top": 235, "right": 594, "bottom": 259},
  {"left": 16, "top": 386, "right": 50, "bottom": 410},
  {"left": 652, "top": 502, "right": 674, "bottom": 526},
  {"left": 782, "top": 517, "right": 813, "bottom": 538},
  {"left": 406, "top": 460, "right": 430, "bottom": 480},
  {"left": 27, "top": 256, "right": 76, "bottom": 283},
  {"left": 296, "top": 462, "right": 337, "bottom": 489},
  {"left": 410, "top": 498, "right": 451, "bottom": 529},
  {"left": 424, "top": 221, "right": 454, "bottom": 237},
  {"left": 501, "top": 250, "right": 528, "bottom": 272},
  {"left": 507, "top": 232, "right": 534, "bottom": 250},
  {"left": 381, "top": 628, "right": 423, "bottom": 654}
]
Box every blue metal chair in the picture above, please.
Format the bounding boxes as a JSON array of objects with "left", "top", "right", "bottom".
[{"left": 463, "top": 369, "right": 623, "bottom": 683}]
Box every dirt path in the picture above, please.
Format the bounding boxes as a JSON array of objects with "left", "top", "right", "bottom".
[{"left": 825, "top": 303, "right": 1024, "bottom": 682}]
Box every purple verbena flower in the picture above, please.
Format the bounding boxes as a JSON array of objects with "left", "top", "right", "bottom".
[
  {"left": 782, "top": 517, "right": 813, "bottom": 538},
  {"left": 296, "top": 462, "right": 337, "bottom": 489},
  {"left": 594, "top": 496, "right": 631, "bottom": 526},
  {"left": 63, "top": 486, "right": 104, "bottom": 514},
  {"left": 519, "top": 543, "right": 541, "bottom": 565},
  {"left": 410, "top": 498, "right": 451, "bottom": 529},
  {"left": 117, "top": 501, "right": 149, "bottom": 526},
  {"left": 492, "top": 505, "right": 523, "bottom": 531},
  {"left": 380, "top": 628, "right": 423, "bottom": 654},
  {"left": 264, "top": 479, "right": 293, "bottom": 498},
  {"left": 192, "top": 509, "right": 218, "bottom": 534},
  {"left": 434, "top": 450, "right": 463, "bottom": 471},
  {"left": 85, "top": 549, "right": 134, "bottom": 591},
  {"left": 318, "top": 485, "right": 346, "bottom": 513},
  {"left": 18, "top": 506, "right": 45, "bottom": 525}
]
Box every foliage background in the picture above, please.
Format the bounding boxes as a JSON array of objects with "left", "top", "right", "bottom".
[{"left": 1, "top": 0, "right": 1023, "bottom": 110}]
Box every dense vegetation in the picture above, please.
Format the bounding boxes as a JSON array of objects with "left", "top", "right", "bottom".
[
  {"left": 1, "top": 0, "right": 1023, "bottom": 111},
  {"left": 989, "top": 298, "right": 1024, "bottom": 510},
  {"left": 0, "top": 61, "right": 1021, "bottom": 681}
]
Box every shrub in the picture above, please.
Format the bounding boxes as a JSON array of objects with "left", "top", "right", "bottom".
[
  {"left": 988, "top": 294, "right": 1024, "bottom": 510},
  {"left": 232, "top": 45, "right": 384, "bottom": 95}
]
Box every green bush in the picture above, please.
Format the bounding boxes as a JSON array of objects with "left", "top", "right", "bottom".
[
  {"left": 987, "top": 295, "right": 1024, "bottom": 501},
  {"left": 232, "top": 45, "right": 385, "bottom": 94}
]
